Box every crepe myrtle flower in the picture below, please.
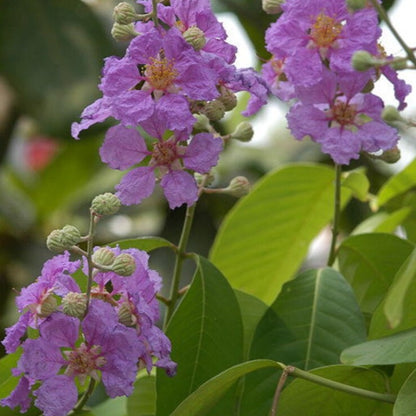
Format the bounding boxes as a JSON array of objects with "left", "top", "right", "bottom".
[
  {"left": 261, "top": 56, "right": 295, "bottom": 101},
  {"left": 138, "top": 0, "right": 237, "bottom": 64},
  {"left": 2, "top": 252, "right": 81, "bottom": 354},
  {"left": 72, "top": 26, "right": 219, "bottom": 139},
  {"left": 265, "top": 0, "right": 381, "bottom": 87},
  {"left": 99, "top": 107, "right": 223, "bottom": 208},
  {"left": 2, "top": 301, "right": 141, "bottom": 416},
  {"left": 286, "top": 70, "right": 399, "bottom": 165}
]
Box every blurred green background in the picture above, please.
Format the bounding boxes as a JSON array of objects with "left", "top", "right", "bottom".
[{"left": 0, "top": 0, "right": 402, "bottom": 353}]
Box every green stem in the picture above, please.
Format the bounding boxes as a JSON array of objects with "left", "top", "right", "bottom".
[
  {"left": 71, "top": 378, "right": 96, "bottom": 414},
  {"left": 327, "top": 164, "right": 342, "bottom": 267},
  {"left": 151, "top": 0, "right": 159, "bottom": 27},
  {"left": 84, "top": 211, "right": 98, "bottom": 316},
  {"left": 163, "top": 203, "right": 197, "bottom": 329},
  {"left": 288, "top": 366, "right": 396, "bottom": 404},
  {"left": 369, "top": 0, "right": 416, "bottom": 67}
]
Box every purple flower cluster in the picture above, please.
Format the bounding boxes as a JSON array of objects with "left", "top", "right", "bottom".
[
  {"left": 72, "top": 0, "right": 267, "bottom": 208},
  {"left": 262, "top": 0, "right": 411, "bottom": 165},
  {"left": 1, "top": 248, "right": 175, "bottom": 416}
]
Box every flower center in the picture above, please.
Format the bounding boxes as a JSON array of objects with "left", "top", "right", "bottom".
[
  {"left": 309, "top": 12, "right": 343, "bottom": 49},
  {"left": 152, "top": 141, "right": 178, "bottom": 166},
  {"left": 65, "top": 344, "right": 106, "bottom": 378},
  {"left": 270, "top": 57, "right": 287, "bottom": 82},
  {"left": 145, "top": 54, "right": 178, "bottom": 91},
  {"left": 329, "top": 100, "right": 357, "bottom": 126}
]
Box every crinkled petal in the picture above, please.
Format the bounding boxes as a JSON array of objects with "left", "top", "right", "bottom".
[
  {"left": 115, "top": 167, "right": 155, "bottom": 206},
  {"left": 100, "top": 124, "right": 149, "bottom": 169},
  {"left": 99, "top": 57, "right": 139, "bottom": 96},
  {"left": 381, "top": 65, "right": 412, "bottom": 111},
  {"left": 160, "top": 170, "right": 198, "bottom": 209},
  {"left": 320, "top": 128, "right": 361, "bottom": 165},
  {"left": 2, "top": 311, "right": 31, "bottom": 353},
  {"left": 71, "top": 98, "right": 112, "bottom": 140},
  {"left": 127, "top": 28, "right": 163, "bottom": 63},
  {"left": 34, "top": 375, "right": 78, "bottom": 416},
  {"left": 39, "top": 313, "right": 79, "bottom": 347},
  {"left": 112, "top": 90, "right": 155, "bottom": 126},
  {"left": 0, "top": 376, "right": 32, "bottom": 413},
  {"left": 177, "top": 63, "right": 219, "bottom": 100},
  {"left": 286, "top": 103, "right": 328, "bottom": 140},
  {"left": 359, "top": 121, "right": 399, "bottom": 153},
  {"left": 183, "top": 133, "right": 223, "bottom": 172}
]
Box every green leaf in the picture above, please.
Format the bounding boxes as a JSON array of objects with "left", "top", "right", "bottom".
[
  {"left": 394, "top": 368, "right": 416, "bottom": 416},
  {"left": 127, "top": 375, "right": 155, "bottom": 416},
  {"left": 91, "top": 397, "right": 127, "bottom": 416},
  {"left": 337, "top": 233, "right": 414, "bottom": 314},
  {"left": 238, "top": 268, "right": 366, "bottom": 416},
  {"left": 342, "top": 169, "right": 370, "bottom": 201},
  {"left": 111, "top": 237, "right": 174, "bottom": 252},
  {"left": 0, "top": 350, "right": 21, "bottom": 399},
  {"left": 210, "top": 163, "right": 350, "bottom": 304},
  {"left": 341, "top": 328, "right": 416, "bottom": 365},
  {"left": 377, "top": 158, "right": 416, "bottom": 207},
  {"left": 383, "top": 248, "right": 416, "bottom": 328},
  {"left": 278, "top": 365, "right": 390, "bottom": 416},
  {"left": 170, "top": 360, "right": 281, "bottom": 416},
  {"left": 156, "top": 256, "right": 244, "bottom": 416},
  {"left": 234, "top": 290, "right": 268, "bottom": 360},
  {"left": 0, "top": 0, "right": 113, "bottom": 135}
]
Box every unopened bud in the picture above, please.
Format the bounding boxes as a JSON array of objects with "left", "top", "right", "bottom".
[
  {"left": 92, "top": 247, "right": 116, "bottom": 267},
  {"left": 346, "top": 0, "right": 367, "bottom": 10},
  {"left": 262, "top": 0, "right": 284, "bottom": 14},
  {"left": 61, "top": 225, "right": 81, "bottom": 247},
  {"left": 37, "top": 294, "right": 58, "bottom": 318},
  {"left": 230, "top": 122, "right": 254, "bottom": 142},
  {"left": 194, "top": 172, "right": 215, "bottom": 186},
  {"left": 352, "top": 50, "right": 378, "bottom": 71},
  {"left": 226, "top": 176, "right": 250, "bottom": 197},
  {"left": 113, "top": 2, "right": 138, "bottom": 24},
  {"left": 112, "top": 253, "right": 136, "bottom": 276},
  {"left": 183, "top": 26, "right": 206, "bottom": 51},
  {"left": 218, "top": 86, "right": 237, "bottom": 111},
  {"left": 203, "top": 100, "right": 225, "bottom": 121},
  {"left": 118, "top": 302, "right": 137, "bottom": 327},
  {"left": 382, "top": 105, "right": 406, "bottom": 125},
  {"left": 378, "top": 146, "right": 401, "bottom": 164},
  {"left": 46, "top": 229, "right": 66, "bottom": 253},
  {"left": 91, "top": 193, "right": 121, "bottom": 216},
  {"left": 193, "top": 114, "right": 211, "bottom": 132},
  {"left": 111, "top": 22, "right": 139, "bottom": 42},
  {"left": 62, "top": 292, "right": 87, "bottom": 318}
]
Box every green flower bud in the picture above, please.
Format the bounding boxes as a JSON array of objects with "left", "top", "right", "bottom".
[
  {"left": 230, "top": 121, "right": 254, "bottom": 142},
  {"left": 378, "top": 146, "right": 401, "bottom": 164},
  {"left": 203, "top": 100, "right": 225, "bottom": 121},
  {"left": 346, "top": 0, "right": 367, "bottom": 11},
  {"left": 218, "top": 86, "right": 237, "bottom": 112},
  {"left": 352, "top": 50, "right": 377, "bottom": 71},
  {"left": 226, "top": 176, "right": 250, "bottom": 197},
  {"left": 46, "top": 229, "right": 66, "bottom": 253},
  {"left": 111, "top": 22, "right": 139, "bottom": 42},
  {"left": 113, "top": 2, "right": 138, "bottom": 25},
  {"left": 193, "top": 114, "right": 211, "bottom": 131},
  {"left": 118, "top": 302, "right": 137, "bottom": 327},
  {"left": 91, "top": 193, "right": 121, "bottom": 216},
  {"left": 262, "top": 0, "right": 284, "bottom": 14},
  {"left": 112, "top": 253, "right": 136, "bottom": 276},
  {"left": 92, "top": 247, "right": 116, "bottom": 267},
  {"left": 382, "top": 105, "right": 406, "bottom": 125},
  {"left": 38, "top": 294, "right": 58, "bottom": 318},
  {"left": 62, "top": 292, "right": 87, "bottom": 319},
  {"left": 183, "top": 26, "right": 206, "bottom": 51},
  {"left": 61, "top": 225, "right": 81, "bottom": 247}
]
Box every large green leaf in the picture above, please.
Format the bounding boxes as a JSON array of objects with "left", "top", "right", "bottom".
[
  {"left": 90, "top": 397, "right": 127, "bottom": 416},
  {"left": 337, "top": 233, "right": 414, "bottom": 314},
  {"left": 278, "top": 365, "right": 391, "bottom": 416},
  {"left": 377, "top": 158, "right": 416, "bottom": 207},
  {"left": 127, "top": 375, "right": 155, "bottom": 416},
  {"left": 170, "top": 360, "right": 281, "bottom": 416},
  {"left": 156, "top": 256, "right": 244, "bottom": 416},
  {"left": 0, "top": 0, "right": 113, "bottom": 136},
  {"left": 111, "top": 237, "right": 175, "bottom": 252},
  {"left": 238, "top": 268, "right": 366, "bottom": 416},
  {"left": 394, "top": 368, "right": 416, "bottom": 416},
  {"left": 210, "top": 164, "right": 350, "bottom": 304},
  {"left": 0, "top": 351, "right": 21, "bottom": 399},
  {"left": 341, "top": 328, "right": 416, "bottom": 366}
]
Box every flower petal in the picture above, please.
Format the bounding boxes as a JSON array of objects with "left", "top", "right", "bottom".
[
  {"left": 160, "top": 170, "right": 198, "bottom": 209},
  {"left": 183, "top": 133, "right": 223, "bottom": 172},
  {"left": 115, "top": 167, "right": 155, "bottom": 206}
]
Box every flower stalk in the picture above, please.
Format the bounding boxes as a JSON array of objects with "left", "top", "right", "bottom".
[{"left": 327, "top": 164, "right": 342, "bottom": 267}]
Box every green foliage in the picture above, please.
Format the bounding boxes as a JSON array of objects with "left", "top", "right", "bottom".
[
  {"left": 210, "top": 164, "right": 351, "bottom": 304},
  {"left": 127, "top": 375, "right": 156, "bottom": 416},
  {"left": 111, "top": 237, "right": 175, "bottom": 252},
  {"left": 394, "top": 368, "right": 416, "bottom": 416}
]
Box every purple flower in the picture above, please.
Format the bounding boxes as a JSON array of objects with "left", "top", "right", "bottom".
[
  {"left": 100, "top": 108, "right": 223, "bottom": 208},
  {"left": 261, "top": 56, "right": 295, "bottom": 101},
  {"left": 2, "top": 252, "right": 80, "bottom": 353},
  {"left": 4, "top": 301, "right": 141, "bottom": 416},
  {"left": 286, "top": 70, "right": 399, "bottom": 164},
  {"left": 265, "top": 0, "right": 380, "bottom": 87}
]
